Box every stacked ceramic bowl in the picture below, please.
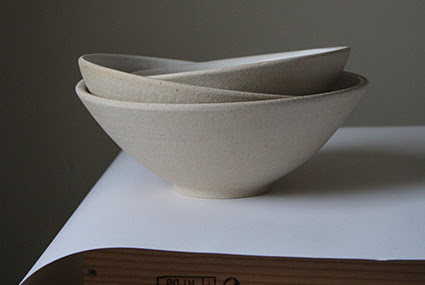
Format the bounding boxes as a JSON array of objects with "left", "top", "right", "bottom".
[{"left": 76, "top": 47, "right": 368, "bottom": 198}]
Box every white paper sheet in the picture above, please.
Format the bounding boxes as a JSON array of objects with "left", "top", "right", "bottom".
[{"left": 21, "top": 127, "right": 425, "bottom": 284}]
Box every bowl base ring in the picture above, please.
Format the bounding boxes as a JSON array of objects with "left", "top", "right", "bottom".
[{"left": 173, "top": 184, "right": 273, "bottom": 199}]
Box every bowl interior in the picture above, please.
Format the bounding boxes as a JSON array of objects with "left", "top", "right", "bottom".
[{"left": 136, "top": 47, "right": 349, "bottom": 76}]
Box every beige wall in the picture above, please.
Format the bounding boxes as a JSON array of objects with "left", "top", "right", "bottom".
[{"left": 2, "top": 1, "right": 424, "bottom": 284}]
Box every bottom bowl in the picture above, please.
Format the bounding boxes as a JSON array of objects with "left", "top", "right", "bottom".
[{"left": 76, "top": 72, "right": 368, "bottom": 198}]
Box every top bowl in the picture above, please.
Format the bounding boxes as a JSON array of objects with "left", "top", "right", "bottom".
[
  {"left": 79, "top": 47, "right": 350, "bottom": 104},
  {"left": 141, "top": 47, "right": 350, "bottom": 95},
  {"left": 76, "top": 71, "right": 368, "bottom": 199}
]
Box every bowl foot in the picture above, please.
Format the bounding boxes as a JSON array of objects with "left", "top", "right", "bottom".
[{"left": 173, "top": 184, "right": 273, "bottom": 199}]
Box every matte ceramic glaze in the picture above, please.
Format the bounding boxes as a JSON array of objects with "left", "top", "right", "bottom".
[
  {"left": 76, "top": 72, "right": 368, "bottom": 199},
  {"left": 79, "top": 47, "right": 350, "bottom": 103}
]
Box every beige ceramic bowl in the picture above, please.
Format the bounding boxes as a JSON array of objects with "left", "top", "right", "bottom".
[
  {"left": 79, "top": 47, "right": 350, "bottom": 104},
  {"left": 141, "top": 47, "right": 350, "bottom": 94},
  {"left": 76, "top": 72, "right": 368, "bottom": 199}
]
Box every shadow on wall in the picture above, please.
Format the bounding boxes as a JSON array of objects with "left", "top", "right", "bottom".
[{"left": 270, "top": 148, "right": 425, "bottom": 196}]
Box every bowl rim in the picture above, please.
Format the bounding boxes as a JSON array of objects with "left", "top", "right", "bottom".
[
  {"left": 80, "top": 46, "right": 350, "bottom": 77},
  {"left": 75, "top": 71, "right": 368, "bottom": 111}
]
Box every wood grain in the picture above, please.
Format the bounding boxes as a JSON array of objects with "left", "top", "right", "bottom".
[{"left": 83, "top": 248, "right": 425, "bottom": 284}]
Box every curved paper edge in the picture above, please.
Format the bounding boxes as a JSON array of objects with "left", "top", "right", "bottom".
[
  {"left": 20, "top": 127, "right": 425, "bottom": 284},
  {"left": 20, "top": 252, "right": 83, "bottom": 285}
]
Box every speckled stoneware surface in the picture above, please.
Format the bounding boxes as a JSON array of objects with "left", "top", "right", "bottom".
[
  {"left": 79, "top": 47, "right": 350, "bottom": 104},
  {"left": 76, "top": 72, "right": 368, "bottom": 199}
]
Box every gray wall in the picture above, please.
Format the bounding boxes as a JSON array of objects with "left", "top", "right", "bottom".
[{"left": 2, "top": 1, "right": 424, "bottom": 284}]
